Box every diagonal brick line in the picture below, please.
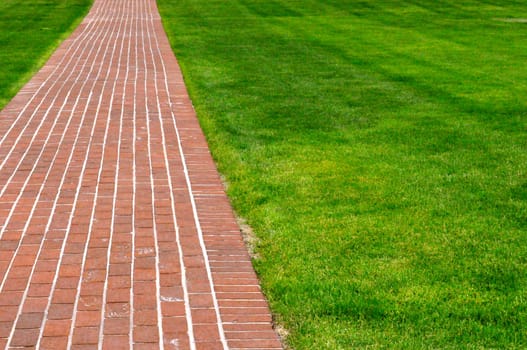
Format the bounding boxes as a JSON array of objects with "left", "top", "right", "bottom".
[
  {"left": 1, "top": 3, "right": 125, "bottom": 347},
  {"left": 143, "top": 1, "right": 229, "bottom": 349},
  {"left": 3, "top": 1, "right": 127, "bottom": 345},
  {"left": 63, "top": 1, "right": 132, "bottom": 348},
  {"left": 141, "top": 3, "right": 199, "bottom": 349},
  {"left": 0, "top": 0, "right": 117, "bottom": 235},
  {"left": 0, "top": 8, "right": 114, "bottom": 293},
  {"left": 14, "top": 1, "right": 128, "bottom": 347},
  {"left": 0, "top": 2, "right": 114, "bottom": 190},
  {"left": 0, "top": 0, "right": 284, "bottom": 349}
]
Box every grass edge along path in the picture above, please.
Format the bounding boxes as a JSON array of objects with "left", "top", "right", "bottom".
[
  {"left": 158, "top": 0, "right": 527, "bottom": 349},
  {"left": 0, "top": 0, "right": 94, "bottom": 111}
]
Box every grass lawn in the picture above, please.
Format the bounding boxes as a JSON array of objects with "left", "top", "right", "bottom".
[
  {"left": 0, "top": 0, "right": 93, "bottom": 110},
  {"left": 158, "top": 0, "right": 527, "bottom": 348}
]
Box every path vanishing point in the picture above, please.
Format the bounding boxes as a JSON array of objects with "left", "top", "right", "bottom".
[{"left": 0, "top": 0, "right": 283, "bottom": 348}]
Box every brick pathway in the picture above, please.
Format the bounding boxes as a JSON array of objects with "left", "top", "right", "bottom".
[{"left": 0, "top": 0, "right": 283, "bottom": 348}]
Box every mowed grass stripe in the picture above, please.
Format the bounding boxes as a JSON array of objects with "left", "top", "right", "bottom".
[
  {"left": 0, "top": 0, "right": 93, "bottom": 110},
  {"left": 158, "top": 0, "right": 527, "bottom": 348}
]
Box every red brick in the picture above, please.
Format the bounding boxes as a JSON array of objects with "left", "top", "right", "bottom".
[
  {"left": 227, "top": 339, "right": 283, "bottom": 348},
  {"left": 105, "top": 303, "right": 130, "bottom": 318},
  {"left": 133, "top": 310, "right": 157, "bottom": 326},
  {"left": 0, "top": 291, "right": 23, "bottom": 306},
  {"left": 48, "top": 303, "right": 74, "bottom": 320},
  {"left": 162, "top": 316, "right": 187, "bottom": 335},
  {"left": 2, "top": 277, "right": 27, "bottom": 291},
  {"left": 0, "top": 321, "right": 12, "bottom": 337},
  {"left": 32, "top": 271, "right": 56, "bottom": 284},
  {"left": 77, "top": 295, "right": 102, "bottom": 311},
  {"left": 16, "top": 312, "right": 43, "bottom": 329},
  {"left": 106, "top": 288, "right": 130, "bottom": 303},
  {"left": 160, "top": 301, "right": 185, "bottom": 318},
  {"left": 133, "top": 325, "right": 159, "bottom": 343},
  {"left": 133, "top": 343, "right": 159, "bottom": 350},
  {"left": 22, "top": 297, "right": 48, "bottom": 313},
  {"left": 40, "top": 336, "right": 69, "bottom": 349},
  {"left": 133, "top": 281, "right": 156, "bottom": 295},
  {"left": 10, "top": 328, "right": 39, "bottom": 347},
  {"left": 74, "top": 311, "right": 101, "bottom": 327},
  {"left": 225, "top": 330, "right": 280, "bottom": 340},
  {"left": 52, "top": 288, "right": 77, "bottom": 304},
  {"left": 103, "top": 317, "right": 129, "bottom": 335},
  {"left": 134, "top": 293, "right": 157, "bottom": 311},
  {"left": 188, "top": 293, "right": 213, "bottom": 308},
  {"left": 28, "top": 282, "right": 52, "bottom": 297},
  {"left": 102, "top": 335, "right": 129, "bottom": 350},
  {"left": 193, "top": 324, "right": 221, "bottom": 341},
  {"left": 195, "top": 341, "right": 225, "bottom": 350},
  {"left": 71, "top": 326, "right": 99, "bottom": 345},
  {"left": 43, "top": 319, "right": 72, "bottom": 337}
]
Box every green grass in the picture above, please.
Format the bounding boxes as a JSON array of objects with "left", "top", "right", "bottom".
[
  {"left": 158, "top": 0, "right": 527, "bottom": 348},
  {"left": 0, "top": 0, "right": 93, "bottom": 110}
]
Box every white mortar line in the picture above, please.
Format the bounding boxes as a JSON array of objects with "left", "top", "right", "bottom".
[
  {"left": 146, "top": 0, "right": 228, "bottom": 347},
  {"left": 0, "top": 6, "right": 114, "bottom": 292},
  {"left": 130, "top": 0, "right": 140, "bottom": 346},
  {"left": 0, "top": 6, "right": 109, "bottom": 183},
  {"left": 6, "top": 0, "right": 123, "bottom": 347},
  {"left": 63, "top": 0, "right": 129, "bottom": 346},
  {"left": 30, "top": 0, "right": 126, "bottom": 345},
  {"left": 0, "top": 0, "right": 120, "bottom": 295},
  {"left": 142, "top": 3, "right": 165, "bottom": 346},
  {"left": 141, "top": 0, "right": 196, "bottom": 348},
  {"left": 0, "top": 1, "right": 117, "bottom": 233},
  {"left": 98, "top": 0, "right": 133, "bottom": 346}
]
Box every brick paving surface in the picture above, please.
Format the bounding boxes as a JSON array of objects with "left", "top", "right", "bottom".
[{"left": 0, "top": 0, "right": 283, "bottom": 348}]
